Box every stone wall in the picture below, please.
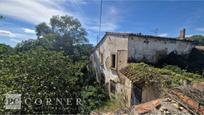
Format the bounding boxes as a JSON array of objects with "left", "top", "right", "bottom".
[
  {"left": 141, "top": 83, "right": 162, "bottom": 103},
  {"left": 90, "top": 33, "right": 194, "bottom": 106},
  {"left": 118, "top": 71, "right": 132, "bottom": 107},
  {"left": 128, "top": 36, "right": 193, "bottom": 63},
  {"left": 90, "top": 35, "right": 128, "bottom": 95}
]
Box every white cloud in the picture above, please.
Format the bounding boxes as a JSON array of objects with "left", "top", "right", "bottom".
[
  {"left": 0, "top": 0, "right": 120, "bottom": 45},
  {"left": 0, "top": 0, "right": 85, "bottom": 45},
  {"left": 0, "top": 0, "right": 119, "bottom": 32},
  {"left": 0, "top": 30, "right": 16, "bottom": 37},
  {"left": 0, "top": 0, "right": 69, "bottom": 24},
  {"left": 196, "top": 28, "right": 204, "bottom": 32},
  {"left": 158, "top": 33, "right": 168, "bottom": 37},
  {"left": 0, "top": 29, "right": 37, "bottom": 44},
  {"left": 23, "top": 28, "right": 36, "bottom": 34}
]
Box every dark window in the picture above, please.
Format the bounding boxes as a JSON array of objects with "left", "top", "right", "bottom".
[
  {"left": 100, "top": 53, "right": 103, "bottom": 64},
  {"left": 111, "top": 54, "right": 116, "bottom": 68},
  {"left": 110, "top": 80, "right": 116, "bottom": 94}
]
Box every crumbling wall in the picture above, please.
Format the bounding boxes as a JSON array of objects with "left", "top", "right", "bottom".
[
  {"left": 117, "top": 50, "right": 128, "bottom": 70},
  {"left": 128, "top": 36, "right": 193, "bottom": 63},
  {"left": 118, "top": 71, "right": 133, "bottom": 107},
  {"left": 90, "top": 35, "right": 129, "bottom": 95},
  {"left": 141, "top": 83, "right": 162, "bottom": 103}
]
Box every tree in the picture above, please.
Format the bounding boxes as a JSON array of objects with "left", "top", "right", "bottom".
[
  {"left": 1, "top": 15, "right": 107, "bottom": 114},
  {"left": 190, "top": 35, "right": 204, "bottom": 45},
  {"left": 0, "top": 48, "right": 84, "bottom": 114},
  {"left": 0, "top": 43, "right": 14, "bottom": 56},
  {"left": 35, "top": 22, "right": 51, "bottom": 38},
  {"left": 73, "top": 44, "right": 93, "bottom": 61},
  {"left": 50, "top": 15, "right": 88, "bottom": 44},
  {"left": 49, "top": 15, "right": 88, "bottom": 56},
  {"left": 0, "top": 47, "right": 107, "bottom": 114},
  {"left": 16, "top": 15, "right": 91, "bottom": 61},
  {"left": 15, "top": 33, "right": 61, "bottom": 52},
  {"left": 35, "top": 15, "right": 88, "bottom": 45},
  {"left": 15, "top": 39, "right": 38, "bottom": 52},
  {"left": 32, "top": 15, "right": 90, "bottom": 59}
]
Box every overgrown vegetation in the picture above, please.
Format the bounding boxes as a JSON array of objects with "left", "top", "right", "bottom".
[
  {"left": 0, "top": 15, "right": 107, "bottom": 114},
  {"left": 95, "top": 63, "right": 204, "bottom": 113},
  {"left": 96, "top": 96, "right": 127, "bottom": 113},
  {"left": 0, "top": 44, "right": 14, "bottom": 56},
  {"left": 158, "top": 48, "right": 204, "bottom": 75},
  {"left": 127, "top": 63, "right": 203, "bottom": 88},
  {"left": 190, "top": 35, "right": 204, "bottom": 45},
  {"left": 1, "top": 14, "right": 204, "bottom": 114},
  {"left": 157, "top": 35, "right": 204, "bottom": 75}
]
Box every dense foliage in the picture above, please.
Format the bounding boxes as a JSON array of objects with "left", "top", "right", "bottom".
[
  {"left": 1, "top": 14, "right": 203, "bottom": 114},
  {"left": 0, "top": 15, "right": 107, "bottom": 114},
  {"left": 127, "top": 63, "right": 203, "bottom": 88},
  {"left": 158, "top": 35, "right": 204, "bottom": 75},
  {"left": 190, "top": 35, "right": 204, "bottom": 45},
  {"left": 158, "top": 48, "right": 204, "bottom": 75},
  {"left": 16, "top": 15, "right": 92, "bottom": 61},
  {"left": 0, "top": 48, "right": 107, "bottom": 114},
  {"left": 0, "top": 44, "right": 14, "bottom": 56}
]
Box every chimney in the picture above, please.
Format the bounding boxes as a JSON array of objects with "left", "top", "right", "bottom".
[{"left": 178, "top": 28, "right": 186, "bottom": 40}]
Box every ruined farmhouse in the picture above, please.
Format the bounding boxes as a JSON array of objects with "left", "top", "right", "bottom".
[{"left": 90, "top": 29, "right": 194, "bottom": 107}]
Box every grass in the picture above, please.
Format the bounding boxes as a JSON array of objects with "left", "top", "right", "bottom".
[{"left": 95, "top": 95, "right": 128, "bottom": 113}]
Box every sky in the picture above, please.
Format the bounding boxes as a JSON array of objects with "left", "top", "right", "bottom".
[{"left": 0, "top": 0, "right": 204, "bottom": 47}]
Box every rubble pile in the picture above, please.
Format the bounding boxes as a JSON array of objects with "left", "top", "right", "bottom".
[{"left": 91, "top": 82, "right": 204, "bottom": 115}]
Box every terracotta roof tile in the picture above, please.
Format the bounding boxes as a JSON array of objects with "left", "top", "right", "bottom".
[
  {"left": 132, "top": 99, "right": 161, "bottom": 114},
  {"left": 168, "top": 86, "right": 204, "bottom": 115}
]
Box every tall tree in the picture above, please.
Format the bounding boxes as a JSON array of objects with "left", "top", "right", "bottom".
[
  {"left": 34, "top": 15, "right": 89, "bottom": 58},
  {"left": 35, "top": 22, "right": 51, "bottom": 38},
  {"left": 18, "top": 15, "right": 91, "bottom": 60},
  {"left": 50, "top": 15, "right": 88, "bottom": 44},
  {"left": 0, "top": 15, "right": 107, "bottom": 114}
]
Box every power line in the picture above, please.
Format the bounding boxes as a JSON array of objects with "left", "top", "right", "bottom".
[{"left": 97, "top": 0, "right": 103, "bottom": 43}]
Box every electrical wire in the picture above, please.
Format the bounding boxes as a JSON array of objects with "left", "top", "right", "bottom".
[{"left": 97, "top": 0, "right": 103, "bottom": 43}]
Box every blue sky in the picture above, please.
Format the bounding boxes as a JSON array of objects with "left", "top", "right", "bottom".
[{"left": 0, "top": 0, "right": 204, "bottom": 47}]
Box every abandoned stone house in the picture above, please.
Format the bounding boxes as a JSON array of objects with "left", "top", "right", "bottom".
[{"left": 90, "top": 29, "right": 194, "bottom": 107}]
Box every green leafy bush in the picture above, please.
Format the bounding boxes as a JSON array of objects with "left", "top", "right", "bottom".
[
  {"left": 0, "top": 47, "right": 107, "bottom": 114},
  {"left": 127, "top": 63, "right": 203, "bottom": 88}
]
